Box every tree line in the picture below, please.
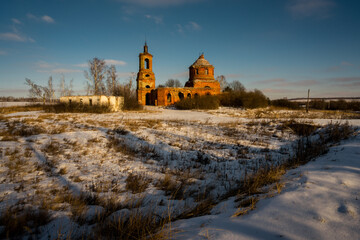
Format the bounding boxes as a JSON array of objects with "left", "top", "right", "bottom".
[{"left": 24, "top": 58, "right": 137, "bottom": 102}]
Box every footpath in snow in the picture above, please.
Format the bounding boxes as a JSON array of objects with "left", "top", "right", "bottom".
[{"left": 173, "top": 131, "right": 360, "bottom": 240}]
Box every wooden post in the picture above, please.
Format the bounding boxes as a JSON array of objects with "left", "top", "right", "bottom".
[{"left": 306, "top": 89, "right": 310, "bottom": 113}]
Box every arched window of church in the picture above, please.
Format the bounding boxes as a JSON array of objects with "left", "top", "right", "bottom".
[
  {"left": 187, "top": 93, "right": 191, "bottom": 98},
  {"left": 196, "top": 69, "right": 199, "bottom": 74},
  {"left": 205, "top": 69, "right": 208, "bottom": 75},
  {"left": 145, "top": 59, "right": 150, "bottom": 69},
  {"left": 167, "top": 93, "right": 172, "bottom": 103},
  {"left": 146, "top": 85, "right": 150, "bottom": 88},
  {"left": 178, "top": 92, "right": 184, "bottom": 100}
]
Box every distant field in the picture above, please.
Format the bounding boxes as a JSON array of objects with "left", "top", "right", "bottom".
[{"left": 0, "top": 102, "right": 36, "bottom": 107}]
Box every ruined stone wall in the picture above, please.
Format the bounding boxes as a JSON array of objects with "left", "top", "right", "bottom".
[{"left": 60, "top": 95, "right": 124, "bottom": 111}]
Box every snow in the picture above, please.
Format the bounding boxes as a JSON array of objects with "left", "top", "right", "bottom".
[
  {"left": 172, "top": 131, "right": 360, "bottom": 240},
  {"left": 0, "top": 106, "right": 359, "bottom": 239}
]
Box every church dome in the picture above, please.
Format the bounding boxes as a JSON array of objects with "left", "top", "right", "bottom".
[{"left": 190, "top": 54, "right": 213, "bottom": 67}]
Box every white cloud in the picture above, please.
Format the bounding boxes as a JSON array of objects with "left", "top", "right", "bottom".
[
  {"left": 176, "top": 21, "right": 201, "bottom": 34},
  {"left": 118, "top": 0, "right": 203, "bottom": 7},
  {"left": 176, "top": 24, "right": 184, "bottom": 34},
  {"left": 188, "top": 21, "right": 201, "bottom": 30},
  {"left": 36, "top": 61, "right": 57, "bottom": 68},
  {"left": 341, "top": 61, "right": 353, "bottom": 66},
  {"left": 145, "top": 15, "right": 163, "bottom": 24},
  {"left": 27, "top": 13, "right": 55, "bottom": 23},
  {"left": 170, "top": 71, "right": 188, "bottom": 79},
  {"left": 0, "top": 50, "right": 7, "bottom": 55},
  {"left": 0, "top": 32, "right": 27, "bottom": 42},
  {"left": 75, "top": 60, "right": 126, "bottom": 68},
  {"left": 287, "top": 0, "right": 335, "bottom": 18},
  {"left": 105, "top": 59, "right": 127, "bottom": 66},
  {"left": 52, "top": 68, "right": 82, "bottom": 74},
  {"left": 74, "top": 63, "right": 88, "bottom": 68},
  {"left": 42, "top": 15, "right": 55, "bottom": 23},
  {"left": 117, "top": 72, "right": 135, "bottom": 78},
  {"left": 11, "top": 18, "right": 21, "bottom": 24}
]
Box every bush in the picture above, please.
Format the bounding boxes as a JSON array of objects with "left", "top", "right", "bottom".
[
  {"left": 220, "top": 89, "right": 268, "bottom": 109},
  {"left": 44, "top": 102, "right": 111, "bottom": 113},
  {"left": 271, "top": 99, "right": 300, "bottom": 109},
  {"left": 122, "top": 93, "right": 143, "bottom": 111},
  {"left": 0, "top": 104, "right": 44, "bottom": 114},
  {"left": 125, "top": 173, "right": 150, "bottom": 194},
  {"left": 175, "top": 95, "right": 219, "bottom": 110},
  {"left": 0, "top": 206, "right": 51, "bottom": 239}
]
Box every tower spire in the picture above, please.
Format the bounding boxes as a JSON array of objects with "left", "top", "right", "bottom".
[{"left": 144, "top": 41, "right": 148, "bottom": 53}]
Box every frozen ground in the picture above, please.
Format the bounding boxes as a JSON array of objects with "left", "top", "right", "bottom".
[
  {"left": 0, "top": 106, "right": 359, "bottom": 239},
  {"left": 173, "top": 130, "right": 360, "bottom": 240}
]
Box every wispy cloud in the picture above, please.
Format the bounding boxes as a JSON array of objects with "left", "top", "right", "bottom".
[
  {"left": 42, "top": 15, "right": 55, "bottom": 23},
  {"left": 170, "top": 71, "right": 188, "bottom": 79},
  {"left": 27, "top": 13, "right": 55, "bottom": 23},
  {"left": 176, "top": 24, "right": 184, "bottom": 34},
  {"left": 36, "top": 61, "right": 58, "bottom": 69},
  {"left": 73, "top": 63, "right": 88, "bottom": 68},
  {"left": 74, "top": 60, "right": 127, "bottom": 68},
  {"left": 176, "top": 21, "right": 202, "bottom": 34},
  {"left": 52, "top": 68, "right": 82, "bottom": 74},
  {"left": 117, "top": 72, "right": 135, "bottom": 79},
  {"left": 225, "top": 74, "right": 244, "bottom": 79},
  {"left": 330, "top": 77, "right": 360, "bottom": 83},
  {"left": 105, "top": 59, "right": 127, "bottom": 66},
  {"left": 188, "top": 21, "right": 201, "bottom": 30},
  {"left": 11, "top": 18, "right": 21, "bottom": 24},
  {"left": 255, "top": 78, "right": 320, "bottom": 87},
  {"left": 0, "top": 50, "right": 7, "bottom": 55},
  {"left": 145, "top": 15, "right": 163, "bottom": 24},
  {"left": 287, "top": 0, "right": 336, "bottom": 18},
  {"left": 325, "top": 61, "right": 354, "bottom": 72},
  {"left": 118, "top": 0, "right": 203, "bottom": 7},
  {"left": 0, "top": 32, "right": 31, "bottom": 42},
  {"left": 262, "top": 88, "right": 299, "bottom": 94},
  {"left": 255, "top": 78, "right": 286, "bottom": 85}
]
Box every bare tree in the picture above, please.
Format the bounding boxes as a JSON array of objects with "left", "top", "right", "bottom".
[
  {"left": 84, "top": 57, "right": 107, "bottom": 95},
  {"left": 25, "top": 78, "right": 43, "bottom": 99},
  {"left": 216, "top": 75, "right": 228, "bottom": 91},
  {"left": 59, "top": 75, "right": 74, "bottom": 97},
  {"left": 25, "top": 77, "right": 55, "bottom": 103},
  {"left": 165, "top": 79, "right": 182, "bottom": 87},
  {"left": 106, "top": 65, "right": 118, "bottom": 95},
  {"left": 230, "top": 80, "right": 246, "bottom": 93},
  {"left": 46, "top": 76, "right": 55, "bottom": 102}
]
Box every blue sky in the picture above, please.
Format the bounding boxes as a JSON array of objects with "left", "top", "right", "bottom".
[{"left": 1, "top": 0, "right": 360, "bottom": 99}]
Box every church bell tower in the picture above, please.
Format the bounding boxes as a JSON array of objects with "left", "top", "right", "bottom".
[{"left": 136, "top": 42, "right": 156, "bottom": 105}]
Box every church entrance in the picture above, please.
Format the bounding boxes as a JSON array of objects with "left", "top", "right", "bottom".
[{"left": 146, "top": 93, "right": 151, "bottom": 105}]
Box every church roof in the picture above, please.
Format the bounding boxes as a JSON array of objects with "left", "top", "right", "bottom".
[{"left": 190, "top": 54, "right": 213, "bottom": 68}]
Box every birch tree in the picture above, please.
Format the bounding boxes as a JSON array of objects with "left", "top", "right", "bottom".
[
  {"left": 106, "top": 65, "right": 118, "bottom": 95},
  {"left": 84, "top": 57, "right": 107, "bottom": 95}
]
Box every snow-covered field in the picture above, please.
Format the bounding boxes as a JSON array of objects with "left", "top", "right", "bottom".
[
  {"left": 0, "top": 107, "right": 359, "bottom": 239},
  {"left": 173, "top": 131, "right": 360, "bottom": 240}
]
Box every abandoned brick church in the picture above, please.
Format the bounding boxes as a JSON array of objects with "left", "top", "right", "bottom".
[{"left": 136, "top": 43, "right": 221, "bottom": 106}]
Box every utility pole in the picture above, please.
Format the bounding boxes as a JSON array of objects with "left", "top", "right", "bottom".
[{"left": 306, "top": 89, "right": 310, "bottom": 113}]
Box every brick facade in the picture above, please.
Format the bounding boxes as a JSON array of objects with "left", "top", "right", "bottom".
[{"left": 136, "top": 44, "right": 220, "bottom": 106}]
